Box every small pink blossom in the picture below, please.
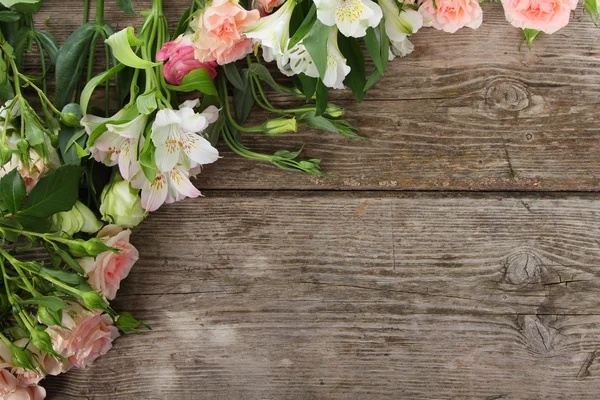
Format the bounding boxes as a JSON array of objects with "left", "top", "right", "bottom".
[
  {"left": 418, "top": 0, "right": 483, "bottom": 33},
  {"left": 501, "top": 0, "right": 577, "bottom": 34},
  {"left": 80, "top": 225, "right": 139, "bottom": 301},
  {"left": 47, "top": 304, "right": 119, "bottom": 370},
  {"left": 191, "top": 0, "right": 260, "bottom": 65},
  {"left": 157, "top": 35, "right": 218, "bottom": 85},
  {"left": 253, "top": 0, "right": 285, "bottom": 14}
]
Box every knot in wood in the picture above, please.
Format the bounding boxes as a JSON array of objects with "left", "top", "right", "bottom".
[
  {"left": 485, "top": 79, "right": 530, "bottom": 112},
  {"left": 518, "top": 315, "right": 557, "bottom": 355},
  {"left": 502, "top": 251, "right": 543, "bottom": 285}
]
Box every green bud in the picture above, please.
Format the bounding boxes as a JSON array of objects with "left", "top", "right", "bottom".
[
  {"left": 52, "top": 201, "right": 103, "bottom": 237},
  {"left": 325, "top": 104, "right": 345, "bottom": 118},
  {"left": 37, "top": 306, "right": 63, "bottom": 327},
  {"left": 263, "top": 117, "right": 298, "bottom": 135},
  {"left": 60, "top": 112, "right": 81, "bottom": 127},
  {"left": 81, "top": 290, "right": 109, "bottom": 312},
  {"left": 10, "top": 343, "right": 36, "bottom": 371},
  {"left": 16, "top": 138, "right": 28, "bottom": 156},
  {"left": 30, "top": 326, "right": 54, "bottom": 355},
  {"left": 0, "top": 143, "right": 12, "bottom": 167},
  {"left": 83, "top": 238, "right": 114, "bottom": 256},
  {"left": 100, "top": 175, "right": 146, "bottom": 228}
]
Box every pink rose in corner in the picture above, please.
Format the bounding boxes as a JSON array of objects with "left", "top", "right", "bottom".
[
  {"left": 418, "top": 0, "right": 483, "bottom": 33},
  {"left": 80, "top": 225, "right": 139, "bottom": 301},
  {"left": 501, "top": 0, "right": 578, "bottom": 34},
  {"left": 47, "top": 304, "right": 119, "bottom": 370},
  {"left": 4, "top": 384, "right": 46, "bottom": 400},
  {"left": 191, "top": 0, "right": 260, "bottom": 65},
  {"left": 157, "top": 35, "right": 218, "bottom": 85},
  {"left": 0, "top": 368, "right": 17, "bottom": 397}
]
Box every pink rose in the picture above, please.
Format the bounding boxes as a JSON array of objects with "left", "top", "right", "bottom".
[
  {"left": 4, "top": 384, "right": 46, "bottom": 400},
  {"left": 253, "top": 0, "right": 285, "bottom": 14},
  {"left": 418, "top": 0, "right": 483, "bottom": 33},
  {"left": 80, "top": 225, "right": 139, "bottom": 301},
  {"left": 501, "top": 0, "right": 577, "bottom": 34},
  {"left": 0, "top": 368, "right": 17, "bottom": 397},
  {"left": 48, "top": 304, "right": 119, "bottom": 369},
  {"left": 157, "top": 35, "right": 218, "bottom": 85},
  {"left": 191, "top": 0, "right": 260, "bottom": 65}
]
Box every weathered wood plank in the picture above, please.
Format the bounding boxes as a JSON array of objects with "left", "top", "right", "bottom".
[
  {"left": 44, "top": 192, "right": 600, "bottom": 398},
  {"left": 31, "top": 2, "right": 600, "bottom": 191}
]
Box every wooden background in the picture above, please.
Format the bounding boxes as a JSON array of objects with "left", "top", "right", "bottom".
[{"left": 40, "top": 0, "right": 600, "bottom": 398}]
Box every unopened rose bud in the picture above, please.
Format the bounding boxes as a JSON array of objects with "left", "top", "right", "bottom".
[
  {"left": 0, "top": 143, "right": 12, "bottom": 167},
  {"left": 100, "top": 175, "right": 146, "bottom": 228},
  {"left": 325, "top": 104, "right": 345, "bottom": 118},
  {"left": 81, "top": 290, "right": 108, "bottom": 311},
  {"left": 37, "top": 306, "right": 62, "bottom": 327},
  {"left": 10, "top": 343, "right": 36, "bottom": 371},
  {"left": 16, "top": 138, "right": 28, "bottom": 156},
  {"left": 61, "top": 112, "right": 81, "bottom": 127},
  {"left": 263, "top": 117, "right": 297, "bottom": 135},
  {"left": 82, "top": 238, "right": 114, "bottom": 257},
  {"left": 30, "top": 326, "right": 55, "bottom": 356}
]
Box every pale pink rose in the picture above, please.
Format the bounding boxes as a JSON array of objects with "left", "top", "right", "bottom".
[
  {"left": 8, "top": 339, "right": 63, "bottom": 386},
  {"left": 252, "top": 0, "right": 285, "bottom": 14},
  {"left": 5, "top": 384, "right": 46, "bottom": 400},
  {"left": 47, "top": 304, "right": 119, "bottom": 369},
  {"left": 501, "top": 0, "right": 577, "bottom": 34},
  {"left": 418, "top": 0, "right": 483, "bottom": 33},
  {"left": 157, "top": 35, "right": 218, "bottom": 85},
  {"left": 191, "top": 0, "right": 260, "bottom": 65},
  {"left": 80, "top": 225, "right": 139, "bottom": 301},
  {"left": 0, "top": 368, "right": 17, "bottom": 397}
]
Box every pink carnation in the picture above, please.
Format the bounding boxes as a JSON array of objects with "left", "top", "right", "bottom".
[
  {"left": 80, "top": 225, "right": 139, "bottom": 301},
  {"left": 157, "top": 35, "right": 218, "bottom": 85},
  {"left": 47, "top": 304, "right": 119, "bottom": 370},
  {"left": 501, "top": 0, "right": 578, "bottom": 34},
  {"left": 191, "top": 0, "right": 260, "bottom": 65},
  {"left": 418, "top": 0, "right": 483, "bottom": 33}
]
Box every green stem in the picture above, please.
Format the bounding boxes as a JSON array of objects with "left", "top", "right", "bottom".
[
  {"left": 96, "top": 0, "right": 104, "bottom": 25},
  {"left": 219, "top": 74, "right": 263, "bottom": 133},
  {"left": 33, "top": 37, "right": 48, "bottom": 97},
  {"left": 104, "top": 41, "right": 110, "bottom": 116},
  {"left": 84, "top": 0, "right": 90, "bottom": 23},
  {"left": 86, "top": 31, "right": 99, "bottom": 85},
  {"left": 0, "top": 257, "right": 14, "bottom": 304}
]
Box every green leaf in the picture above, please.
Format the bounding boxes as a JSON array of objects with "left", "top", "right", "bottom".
[
  {"left": 0, "top": 168, "right": 25, "bottom": 214},
  {"left": 21, "top": 296, "right": 67, "bottom": 312},
  {"left": 223, "top": 63, "right": 245, "bottom": 90},
  {"left": 23, "top": 109, "right": 45, "bottom": 146},
  {"left": 136, "top": 91, "right": 158, "bottom": 115},
  {"left": 165, "top": 68, "right": 217, "bottom": 96},
  {"left": 173, "top": 8, "right": 192, "bottom": 39},
  {"left": 233, "top": 69, "right": 254, "bottom": 125},
  {"left": 0, "top": 79, "right": 14, "bottom": 104},
  {"left": 0, "top": 11, "right": 20, "bottom": 22},
  {"left": 117, "top": 0, "right": 136, "bottom": 15},
  {"left": 364, "top": 27, "right": 384, "bottom": 73},
  {"left": 35, "top": 30, "right": 59, "bottom": 66},
  {"left": 297, "top": 73, "right": 317, "bottom": 101},
  {"left": 58, "top": 104, "right": 86, "bottom": 165},
  {"left": 116, "top": 312, "right": 151, "bottom": 334},
  {"left": 0, "top": 0, "right": 42, "bottom": 13},
  {"left": 338, "top": 35, "right": 366, "bottom": 102},
  {"left": 303, "top": 20, "right": 329, "bottom": 79},
  {"left": 288, "top": 4, "right": 316, "bottom": 49},
  {"left": 105, "top": 27, "right": 157, "bottom": 69},
  {"left": 19, "top": 166, "right": 82, "bottom": 219},
  {"left": 55, "top": 23, "right": 98, "bottom": 110},
  {"left": 379, "top": 23, "right": 389, "bottom": 71},
  {"left": 39, "top": 266, "right": 87, "bottom": 287},
  {"left": 364, "top": 69, "right": 382, "bottom": 91},
  {"left": 80, "top": 62, "right": 126, "bottom": 114},
  {"left": 315, "top": 80, "right": 327, "bottom": 117},
  {"left": 248, "top": 63, "right": 288, "bottom": 95},
  {"left": 139, "top": 128, "right": 157, "bottom": 182}
]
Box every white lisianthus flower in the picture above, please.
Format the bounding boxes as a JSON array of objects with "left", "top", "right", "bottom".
[
  {"left": 151, "top": 103, "right": 219, "bottom": 173},
  {"left": 379, "top": 0, "right": 423, "bottom": 43},
  {"left": 323, "top": 27, "right": 351, "bottom": 89},
  {"left": 244, "top": 0, "right": 296, "bottom": 62},
  {"left": 314, "top": 0, "right": 382, "bottom": 38}
]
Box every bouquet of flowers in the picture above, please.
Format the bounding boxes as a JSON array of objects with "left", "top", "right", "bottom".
[{"left": 0, "top": 0, "right": 597, "bottom": 396}]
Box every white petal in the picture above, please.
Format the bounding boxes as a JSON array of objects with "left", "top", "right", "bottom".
[
  {"left": 183, "top": 133, "right": 219, "bottom": 165},
  {"left": 151, "top": 125, "right": 171, "bottom": 146},
  {"left": 169, "top": 168, "right": 201, "bottom": 199},
  {"left": 155, "top": 140, "right": 181, "bottom": 172},
  {"left": 315, "top": 0, "right": 337, "bottom": 26},
  {"left": 153, "top": 108, "right": 181, "bottom": 129},
  {"left": 200, "top": 106, "right": 220, "bottom": 124},
  {"left": 180, "top": 112, "right": 209, "bottom": 133},
  {"left": 107, "top": 113, "right": 148, "bottom": 139},
  {"left": 141, "top": 173, "right": 169, "bottom": 212},
  {"left": 179, "top": 99, "right": 200, "bottom": 110}
]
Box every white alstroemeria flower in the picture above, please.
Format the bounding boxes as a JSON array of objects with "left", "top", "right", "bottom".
[
  {"left": 379, "top": 0, "right": 423, "bottom": 43},
  {"left": 151, "top": 104, "right": 219, "bottom": 173},
  {"left": 88, "top": 113, "right": 148, "bottom": 181},
  {"left": 135, "top": 166, "right": 202, "bottom": 212},
  {"left": 281, "top": 41, "right": 320, "bottom": 78},
  {"left": 314, "top": 0, "right": 382, "bottom": 38},
  {"left": 244, "top": 0, "right": 296, "bottom": 62},
  {"left": 323, "top": 27, "right": 351, "bottom": 89},
  {"left": 389, "top": 37, "right": 414, "bottom": 60}
]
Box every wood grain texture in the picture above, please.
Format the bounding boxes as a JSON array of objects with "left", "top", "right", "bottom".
[
  {"left": 45, "top": 193, "right": 600, "bottom": 399},
  {"left": 32, "top": 2, "right": 600, "bottom": 191}
]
